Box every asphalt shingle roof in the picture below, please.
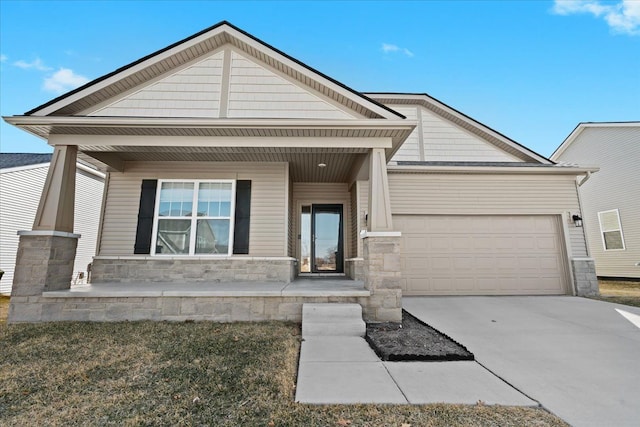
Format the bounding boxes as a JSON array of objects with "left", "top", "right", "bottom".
[{"left": 0, "top": 153, "right": 53, "bottom": 170}]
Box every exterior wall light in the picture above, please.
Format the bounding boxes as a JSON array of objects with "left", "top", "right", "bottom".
[
  {"left": 318, "top": 163, "right": 327, "bottom": 168},
  {"left": 572, "top": 214, "right": 583, "bottom": 227}
]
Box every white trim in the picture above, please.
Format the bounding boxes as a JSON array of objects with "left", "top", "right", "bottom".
[
  {"left": 151, "top": 179, "right": 236, "bottom": 257},
  {"left": 18, "top": 230, "right": 81, "bottom": 239},
  {"left": 598, "top": 209, "right": 626, "bottom": 251},
  {"left": 360, "top": 230, "right": 401, "bottom": 238}
]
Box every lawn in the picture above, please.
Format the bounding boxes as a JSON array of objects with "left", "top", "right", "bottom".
[
  {"left": 0, "top": 314, "right": 568, "bottom": 426},
  {"left": 592, "top": 280, "right": 640, "bottom": 308}
]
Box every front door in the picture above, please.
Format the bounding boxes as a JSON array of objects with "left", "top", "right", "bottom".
[{"left": 300, "top": 204, "right": 344, "bottom": 273}]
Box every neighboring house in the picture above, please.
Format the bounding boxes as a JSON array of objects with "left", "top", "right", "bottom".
[
  {"left": 551, "top": 122, "right": 640, "bottom": 279},
  {"left": 0, "top": 153, "right": 105, "bottom": 294},
  {"left": 3, "top": 22, "right": 598, "bottom": 323}
]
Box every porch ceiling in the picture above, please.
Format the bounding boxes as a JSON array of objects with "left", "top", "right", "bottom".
[{"left": 78, "top": 147, "right": 367, "bottom": 182}]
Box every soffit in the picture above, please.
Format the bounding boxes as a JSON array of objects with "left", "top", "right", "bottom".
[{"left": 78, "top": 147, "right": 366, "bottom": 182}]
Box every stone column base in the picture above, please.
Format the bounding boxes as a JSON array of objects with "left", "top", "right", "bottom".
[
  {"left": 571, "top": 258, "right": 599, "bottom": 297},
  {"left": 9, "top": 231, "right": 78, "bottom": 323},
  {"left": 362, "top": 233, "right": 402, "bottom": 323}
]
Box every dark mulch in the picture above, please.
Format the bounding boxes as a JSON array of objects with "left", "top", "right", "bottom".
[{"left": 366, "top": 310, "right": 474, "bottom": 361}]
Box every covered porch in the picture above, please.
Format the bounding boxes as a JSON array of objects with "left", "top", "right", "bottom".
[{"left": 6, "top": 118, "right": 414, "bottom": 323}]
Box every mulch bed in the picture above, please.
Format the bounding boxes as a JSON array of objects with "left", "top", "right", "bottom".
[{"left": 366, "top": 310, "right": 474, "bottom": 361}]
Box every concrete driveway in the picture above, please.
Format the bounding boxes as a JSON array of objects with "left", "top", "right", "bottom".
[{"left": 404, "top": 296, "right": 640, "bottom": 427}]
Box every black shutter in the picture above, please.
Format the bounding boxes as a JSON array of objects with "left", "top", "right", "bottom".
[
  {"left": 133, "top": 179, "right": 158, "bottom": 254},
  {"left": 233, "top": 180, "right": 251, "bottom": 254}
]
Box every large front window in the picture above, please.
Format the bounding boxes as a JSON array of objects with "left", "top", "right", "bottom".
[{"left": 153, "top": 180, "right": 235, "bottom": 255}]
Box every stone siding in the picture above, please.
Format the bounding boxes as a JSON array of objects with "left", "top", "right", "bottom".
[
  {"left": 571, "top": 258, "right": 599, "bottom": 297},
  {"left": 8, "top": 295, "right": 364, "bottom": 323},
  {"left": 91, "top": 257, "right": 296, "bottom": 284},
  {"left": 362, "top": 236, "right": 402, "bottom": 322},
  {"left": 345, "top": 258, "right": 364, "bottom": 281}
]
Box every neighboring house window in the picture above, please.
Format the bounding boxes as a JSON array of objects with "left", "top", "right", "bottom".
[
  {"left": 598, "top": 209, "right": 625, "bottom": 251},
  {"left": 152, "top": 180, "right": 235, "bottom": 255}
]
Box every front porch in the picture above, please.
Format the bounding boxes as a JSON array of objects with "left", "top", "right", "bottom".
[{"left": 11, "top": 278, "right": 371, "bottom": 323}]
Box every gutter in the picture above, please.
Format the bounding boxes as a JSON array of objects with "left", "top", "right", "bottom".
[{"left": 387, "top": 164, "right": 600, "bottom": 175}]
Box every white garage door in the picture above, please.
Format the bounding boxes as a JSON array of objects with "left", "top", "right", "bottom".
[{"left": 396, "top": 215, "right": 569, "bottom": 296}]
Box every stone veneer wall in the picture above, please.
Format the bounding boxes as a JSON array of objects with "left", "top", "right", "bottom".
[
  {"left": 571, "top": 258, "right": 599, "bottom": 297},
  {"left": 91, "top": 257, "right": 297, "bottom": 283},
  {"left": 8, "top": 295, "right": 365, "bottom": 323},
  {"left": 361, "top": 236, "right": 402, "bottom": 322},
  {"left": 345, "top": 258, "right": 364, "bottom": 281}
]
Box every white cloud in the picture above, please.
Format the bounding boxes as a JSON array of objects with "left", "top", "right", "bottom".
[
  {"left": 381, "top": 43, "right": 414, "bottom": 57},
  {"left": 552, "top": 0, "right": 640, "bottom": 35},
  {"left": 43, "top": 68, "right": 89, "bottom": 94},
  {"left": 13, "top": 57, "right": 53, "bottom": 71},
  {"left": 0, "top": 54, "right": 7, "bottom": 62}
]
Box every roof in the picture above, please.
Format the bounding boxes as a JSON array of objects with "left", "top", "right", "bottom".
[
  {"left": 24, "top": 21, "right": 403, "bottom": 121},
  {"left": 551, "top": 121, "right": 640, "bottom": 161},
  {"left": 0, "top": 153, "right": 52, "bottom": 169},
  {"left": 367, "top": 92, "right": 553, "bottom": 164}
]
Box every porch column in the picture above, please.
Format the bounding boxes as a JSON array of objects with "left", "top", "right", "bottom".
[
  {"left": 362, "top": 148, "right": 402, "bottom": 323},
  {"left": 9, "top": 146, "right": 80, "bottom": 323}
]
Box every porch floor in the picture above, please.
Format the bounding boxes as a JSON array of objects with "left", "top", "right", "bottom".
[{"left": 42, "top": 278, "right": 369, "bottom": 298}]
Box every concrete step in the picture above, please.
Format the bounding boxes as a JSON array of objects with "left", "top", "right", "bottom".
[{"left": 302, "top": 303, "right": 366, "bottom": 338}]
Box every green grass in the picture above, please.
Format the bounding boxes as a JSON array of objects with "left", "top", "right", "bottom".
[
  {"left": 591, "top": 280, "right": 640, "bottom": 308},
  {"left": 0, "top": 296, "right": 9, "bottom": 325},
  {"left": 0, "top": 319, "right": 568, "bottom": 427}
]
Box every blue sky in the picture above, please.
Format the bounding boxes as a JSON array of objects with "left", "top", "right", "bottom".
[{"left": 1, "top": 0, "right": 638, "bottom": 157}]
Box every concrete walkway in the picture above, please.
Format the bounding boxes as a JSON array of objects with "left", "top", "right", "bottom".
[{"left": 295, "top": 303, "right": 536, "bottom": 406}]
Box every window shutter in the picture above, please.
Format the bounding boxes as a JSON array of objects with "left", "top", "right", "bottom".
[
  {"left": 134, "top": 179, "right": 158, "bottom": 254},
  {"left": 233, "top": 180, "right": 251, "bottom": 254}
]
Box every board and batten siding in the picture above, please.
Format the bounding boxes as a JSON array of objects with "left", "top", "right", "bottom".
[
  {"left": 555, "top": 126, "right": 640, "bottom": 278},
  {"left": 291, "top": 183, "right": 353, "bottom": 264},
  {"left": 389, "top": 104, "right": 521, "bottom": 163},
  {"left": 383, "top": 172, "right": 588, "bottom": 258},
  {"left": 0, "top": 166, "right": 104, "bottom": 294},
  {"left": 98, "top": 162, "right": 287, "bottom": 257}
]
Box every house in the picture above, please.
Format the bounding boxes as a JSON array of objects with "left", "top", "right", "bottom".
[
  {"left": 3, "top": 21, "right": 599, "bottom": 323},
  {"left": 551, "top": 122, "right": 640, "bottom": 279},
  {"left": 0, "top": 153, "right": 105, "bottom": 295}
]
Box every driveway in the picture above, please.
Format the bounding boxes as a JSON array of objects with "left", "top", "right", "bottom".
[{"left": 403, "top": 296, "right": 640, "bottom": 427}]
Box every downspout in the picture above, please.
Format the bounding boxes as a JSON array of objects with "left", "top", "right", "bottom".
[{"left": 578, "top": 171, "right": 592, "bottom": 187}]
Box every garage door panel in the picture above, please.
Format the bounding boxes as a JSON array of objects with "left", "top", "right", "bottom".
[{"left": 396, "top": 214, "right": 569, "bottom": 296}]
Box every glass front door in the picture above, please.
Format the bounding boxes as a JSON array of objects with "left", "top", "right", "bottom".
[{"left": 300, "top": 204, "right": 343, "bottom": 273}]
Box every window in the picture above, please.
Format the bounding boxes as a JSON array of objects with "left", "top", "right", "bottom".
[
  {"left": 598, "top": 209, "right": 625, "bottom": 251},
  {"left": 152, "top": 180, "right": 235, "bottom": 255}
]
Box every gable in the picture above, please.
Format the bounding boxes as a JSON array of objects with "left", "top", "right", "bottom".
[
  {"left": 28, "top": 22, "right": 400, "bottom": 120},
  {"left": 390, "top": 105, "right": 521, "bottom": 162},
  {"left": 87, "top": 49, "right": 356, "bottom": 120}
]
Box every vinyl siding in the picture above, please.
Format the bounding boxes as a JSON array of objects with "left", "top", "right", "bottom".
[
  {"left": 227, "top": 51, "right": 354, "bottom": 119},
  {"left": 555, "top": 127, "right": 640, "bottom": 277},
  {"left": 388, "top": 104, "right": 521, "bottom": 163},
  {"left": 387, "top": 172, "right": 587, "bottom": 258},
  {"left": 389, "top": 106, "right": 421, "bottom": 162},
  {"left": 0, "top": 166, "right": 104, "bottom": 294},
  {"left": 91, "top": 52, "right": 224, "bottom": 117},
  {"left": 98, "top": 162, "right": 287, "bottom": 257},
  {"left": 291, "top": 183, "right": 353, "bottom": 264}
]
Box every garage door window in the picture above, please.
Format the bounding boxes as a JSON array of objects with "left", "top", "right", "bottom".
[{"left": 598, "top": 209, "right": 625, "bottom": 251}]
